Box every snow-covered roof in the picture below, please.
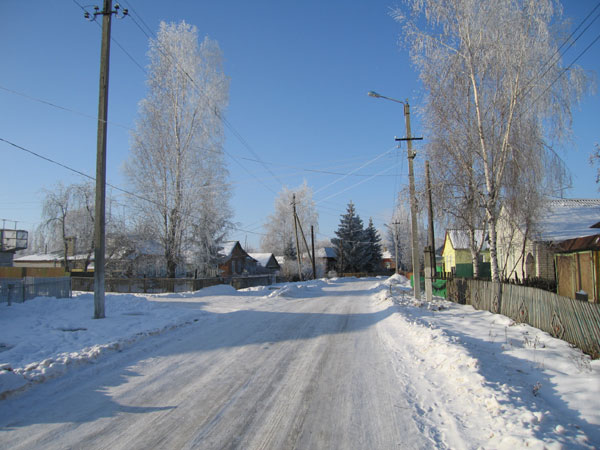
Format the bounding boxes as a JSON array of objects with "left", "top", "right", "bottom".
[
  {"left": 275, "top": 255, "right": 285, "bottom": 265},
  {"left": 381, "top": 250, "right": 393, "bottom": 260},
  {"left": 13, "top": 253, "right": 62, "bottom": 262},
  {"left": 13, "top": 253, "right": 91, "bottom": 262},
  {"left": 534, "top": 199, "right": 600, "bottom": 242},
  {"left": 447, "top": 230, "right": 488, "bottom": 251},
  {"left": 218, "top": 241, "right": 238, "bottom": 259},
  {"left": 316, "top": 247, "right": 337, "bottom": 258},
  {"left": 248, "top": 253, "right": 275, "bottom": 267}
]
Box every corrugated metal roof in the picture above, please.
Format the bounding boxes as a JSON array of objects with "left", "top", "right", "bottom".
[{"left": 535, "top": 199, "right": 600, "bottom": 242}]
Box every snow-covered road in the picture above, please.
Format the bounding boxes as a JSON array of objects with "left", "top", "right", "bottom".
[{"left": 0, "top": 277, "right": 598, "bottom": 449}]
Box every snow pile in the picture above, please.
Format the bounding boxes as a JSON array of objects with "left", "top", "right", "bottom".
[
  {"left": 384, "top": 272, "right": 409, "bottom": 285},
  {"left": 0, "top": 291, "right": 220, "bottom": 398},
  {"left": 267, "top": 281, "right": 325, "bottom": 299},
  {"left": 373, "top": 278, "right": 599, "bottom": 448}
]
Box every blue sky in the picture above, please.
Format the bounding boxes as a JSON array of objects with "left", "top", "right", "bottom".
[{"left": 1, "top": 0, "right": 599, "bottom": 250}]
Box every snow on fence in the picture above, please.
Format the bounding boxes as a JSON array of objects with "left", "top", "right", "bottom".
[
  {"left": 0, "top": 277, "right": 72, "bottom": 304},
  {"left": 447, "top": 278, "right": 600, "bottom": 358}
]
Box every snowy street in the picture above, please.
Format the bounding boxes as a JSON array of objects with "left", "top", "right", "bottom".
[{"left": 0, "top": 277, "right": 598, "bottom": 449}]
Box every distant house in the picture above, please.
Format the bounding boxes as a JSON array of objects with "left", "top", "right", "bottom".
[
  {"left": 218, "top": 241, "right": 256, "bottom": 277},
  {"left": 497, "top": 199, "right": 600, "bottom": 284},
  {"left": 380, "top": 249, "right": 395, "bottom": 271},
  {"left": 248, "top": 253, "right": 280, "bottom": 274},
  {"left": 13, "top": 253, "right": 93, "bottom": 273},
  {"left": 316, "top": 247, "right": 337, "bottom": 273},
  {"left": 442, "top": 229, "right": 489, "bottom": 278}
]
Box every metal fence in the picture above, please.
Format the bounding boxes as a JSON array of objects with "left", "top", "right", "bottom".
[
  {"left": 0, "top": 277, "right": 72, "bottom": 304},
  {"left": 447, "top": 278, "right": 600, "bottom": 358}
]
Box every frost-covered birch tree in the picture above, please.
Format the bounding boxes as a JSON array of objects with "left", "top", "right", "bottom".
[
  {"left": 394, "top": 0, "right": 590, "bottom": 281},
  {"left": 126, "top": 21, "right": 231, "bottom": 278},
  {"left": 261, "top": 182, "right": 319, "bottom": 258}
]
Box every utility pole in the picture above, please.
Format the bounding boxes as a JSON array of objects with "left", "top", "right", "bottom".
[
  {"left": 391, "top": 221, "right": 401, "bottom": 274},
  {"left": 85, "top": 1, "right": 128, "bottom": 319},
  {"left": 311, "top": 225, "right": 316, "bottom": 280},
  {"left": 292, "top": 194, "right": 303, "bottom": 281},
  {"left": 425, "top": 160, "right": 436, "bottom": 275},
  {"left": 368, "top": 91, "right": 423, "bottom": 299},
  {"left": 396, "top": 101, "right": 422, "bottom": 300}
]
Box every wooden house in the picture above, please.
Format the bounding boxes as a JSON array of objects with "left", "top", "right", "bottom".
[
  {"left": 497, "top": 199, "right": 600, "bottom": 283},
  {"left": 218, "top": 241, "right": 256, "bottom": 277},
  {"left": 248, "top": 253, "right": 280, "bottom": 274},
  {"left": 442, "top": 229, "right": 489, "bottom": 278}
]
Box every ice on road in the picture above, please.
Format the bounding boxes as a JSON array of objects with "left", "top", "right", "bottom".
[{"left": 0, "top": 278, "right": 598, "bottom": 449}]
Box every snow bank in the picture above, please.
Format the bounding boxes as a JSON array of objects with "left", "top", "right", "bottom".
[
  {"left": 373, "top": 278, "right": 600, "bottom": 448},
  {"left": 0, "top": 292, "right": 208, "bottom": 398}
]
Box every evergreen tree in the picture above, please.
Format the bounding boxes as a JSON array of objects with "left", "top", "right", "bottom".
[
  {"left": 363, "top": 218, "right": 383, "bottom": 273},
  {"left": 331, "top": 202, "right": 366, "bottom": 273}
]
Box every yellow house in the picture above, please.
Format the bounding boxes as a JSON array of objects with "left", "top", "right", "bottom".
[{"left": 442, "top": 229, "right": 489, "bottom": 277}]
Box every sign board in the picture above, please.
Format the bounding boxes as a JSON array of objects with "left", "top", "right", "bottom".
[{"left": 0, "top": 229, "right": 28, "bottom": 252}]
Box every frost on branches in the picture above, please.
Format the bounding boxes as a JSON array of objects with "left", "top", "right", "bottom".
[{"left": 125, "top": 21, "right": 231, "bottom": 278}]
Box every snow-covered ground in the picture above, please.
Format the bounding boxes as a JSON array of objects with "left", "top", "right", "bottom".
[{"left": 0, "top": 275, "right": 598, "bottom": 448}]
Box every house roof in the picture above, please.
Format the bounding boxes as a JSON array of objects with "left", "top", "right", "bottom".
[
  {"left": 446, "top": 229, "right": 488, "bottom": 251},
  {"left": 381, "top": 250, "right": 393, "bottom": 260},
  {"left": 534, "top": 199, "right": 600, "bottom": 242},
  {"left": 218, "top": 241, "right": 238, "bottom": 259},
  {"left": 14, "top": 253, "right": 91, "bottom": 262},
  {"left": 248, "top": 253, "right": 276, "bottom": 267},
  {"left": 316, "top": 247, "right": 337, "bottom": 258}
]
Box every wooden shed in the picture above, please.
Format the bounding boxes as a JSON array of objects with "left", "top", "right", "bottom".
[{"left": 555, "top": 234, "right": 600, "bottom": 303}]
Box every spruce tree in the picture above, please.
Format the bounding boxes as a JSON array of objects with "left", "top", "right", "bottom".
[
  {"left": 332, "top": 202, "right": 366, "bottom": 273},
  {"left": 363, "top": 218, "right": 383, "bottom": 273}
]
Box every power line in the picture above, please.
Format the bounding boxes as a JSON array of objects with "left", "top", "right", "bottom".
[
  {"left": 0, "top": 85, "right": 133, "bottom": 130},
  {"left": 530, "top": 30, "right": 600, "bottom": 109},
  {"left": 118, "top": 1, "right": 285, "bottom": 190},
  {"left": 313, "top": 146, "right": 396, "bottom": 195},
  {"left": 1, "top": 136, "right": 268, "bottom": 237},
  {"left": 71, "top": 0, "right": 146, "bottom": 73}
]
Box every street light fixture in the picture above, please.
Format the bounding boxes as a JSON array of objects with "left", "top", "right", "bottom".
[{"left": 368, "top": 91, "right": 421, "bottom": 300}]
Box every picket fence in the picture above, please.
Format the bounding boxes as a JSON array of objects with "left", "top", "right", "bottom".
[{"left": 447, "top": 278, "right": 600, "bottom": 358}]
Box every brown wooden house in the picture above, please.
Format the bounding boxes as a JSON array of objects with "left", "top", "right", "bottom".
[{"left": 218, "top": 241, "right": 257, "bottom": 277}]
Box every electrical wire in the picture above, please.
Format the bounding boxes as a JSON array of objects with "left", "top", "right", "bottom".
[{"left": 1, "top": 136, "right": 268, "bottom": 237}]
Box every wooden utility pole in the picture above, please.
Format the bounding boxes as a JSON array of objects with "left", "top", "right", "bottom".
[
  {"left": 85, "top": 1, "right": 127, "bottom": 319},
  {"left": 311, "top": 225, "right": 316, "bottom": 280},
  {"left": 391, "top": 221, "right": 401, "bottom": 274},
  {"left": 292, "top": 194, "right": 303, "bottom": 280},
  {"left": 425, "top": 160, "right": 436, "bottom": 276}
]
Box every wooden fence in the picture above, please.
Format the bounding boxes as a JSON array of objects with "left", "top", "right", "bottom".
[
  {"left": 447, "top": 278, "right": 600, "bottom": 358},
  {"left": 71, "top": 274, "right": 284, "bottom": 294}
]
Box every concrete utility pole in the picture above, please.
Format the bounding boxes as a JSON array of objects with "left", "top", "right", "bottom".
[
  {"left": 85, "top": 1, "right": 128, "bottom": 319},
  {"left": 368, "top": 91, "right": 423, "bottom": 299},
  {"left": 398, "top": 102, "right": 422, "bottom": 300}
]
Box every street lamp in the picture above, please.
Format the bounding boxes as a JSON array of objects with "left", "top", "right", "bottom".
[{"left": 368, "top": 91, "right": 421, "bottom": 300}]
